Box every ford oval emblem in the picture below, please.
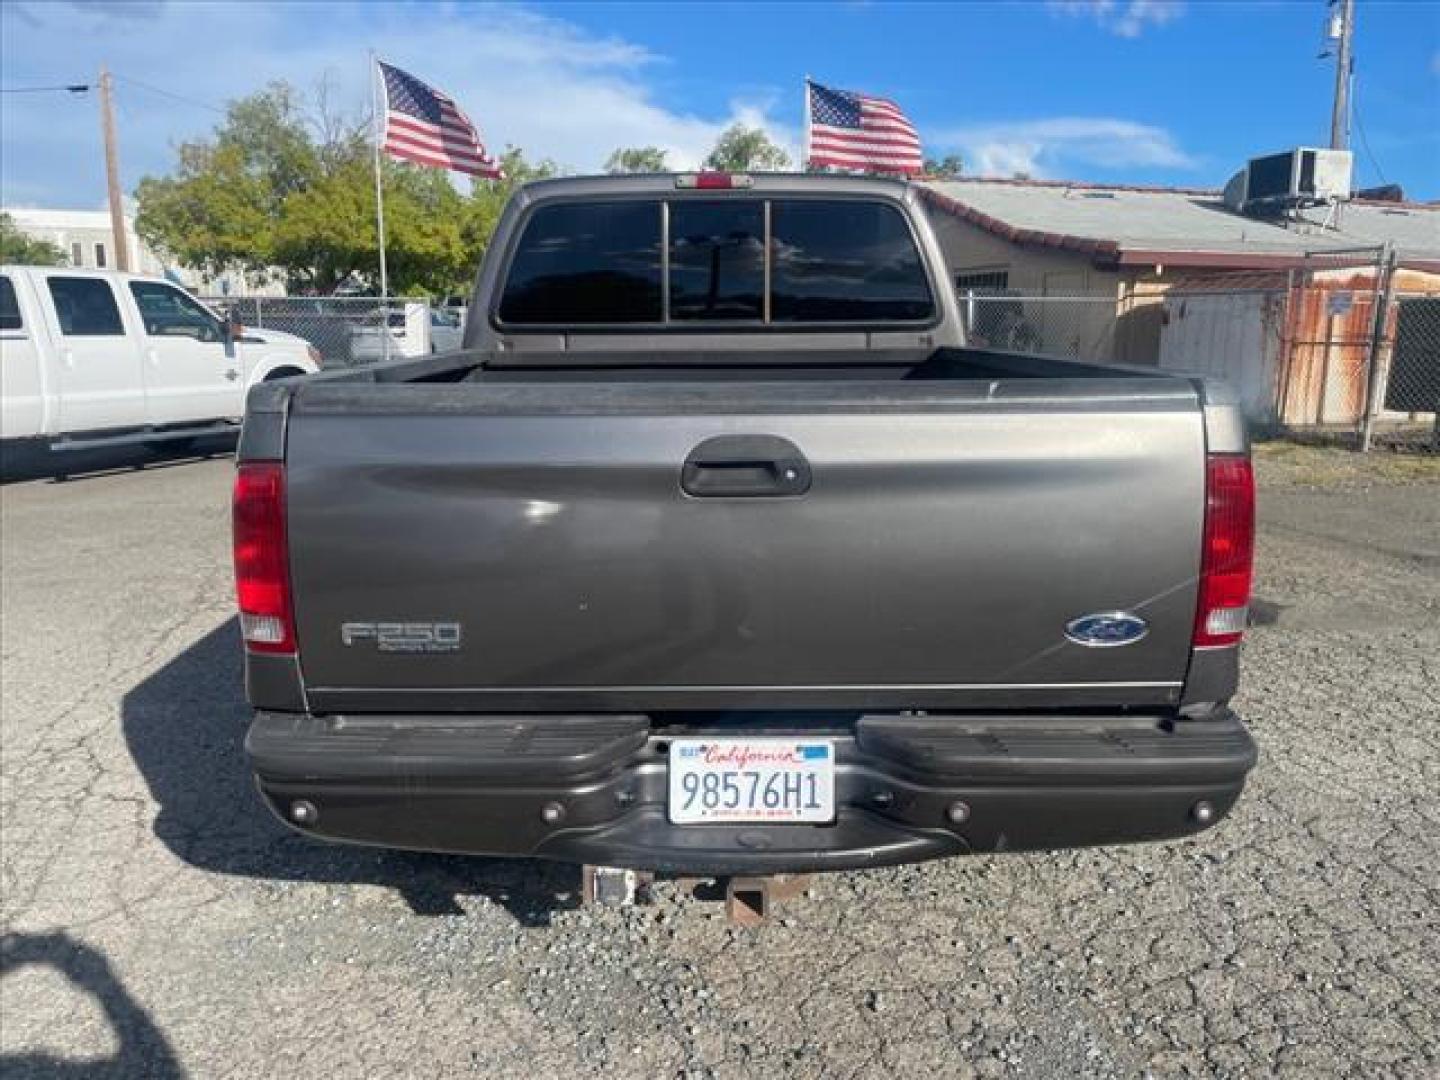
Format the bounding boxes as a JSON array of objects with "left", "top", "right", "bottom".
[{"left": 1065, "top": 612, "right": 1149, "bottom": 648}]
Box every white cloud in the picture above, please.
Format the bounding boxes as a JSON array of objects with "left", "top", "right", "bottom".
[
  {"left": 935, "top": 117, "right": 1196, "bottom": 178},
  {"left": 1047, "top": 0, "right": 1185, "bottom": 38},
  {"left": 0, "top": 2, "right": 798, "bottom": 208}
]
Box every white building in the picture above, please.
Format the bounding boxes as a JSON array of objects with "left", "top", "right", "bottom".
[
  {"left": 4, "top": 207, "right": 163, "bottom": 275},
  {"left": 1, "top": 207, "right": 285, "bottom": 296}
]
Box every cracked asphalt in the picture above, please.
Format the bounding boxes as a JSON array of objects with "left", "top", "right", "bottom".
[{"left": 1, "top": 443, "right": 1436, "bottom": 1078}]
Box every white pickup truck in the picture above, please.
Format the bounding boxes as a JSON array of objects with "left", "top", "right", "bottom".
[
  {"left": 1, "top": 265, "right": 320, "bottom": 451},
  {"left": 347, "top": 303, "right": 464, "bottom": 364}
]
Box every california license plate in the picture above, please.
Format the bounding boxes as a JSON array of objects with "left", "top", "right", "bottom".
[{"left": 668, "top": 739, "right": 835, "bottom": 824}]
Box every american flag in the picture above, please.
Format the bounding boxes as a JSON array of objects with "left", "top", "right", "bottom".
[
  {"left": 379, "top": 61, "right": 500, "bottom": 178},
  {"left": 806, "top": 80, "right": 922, "bottom": 175}
]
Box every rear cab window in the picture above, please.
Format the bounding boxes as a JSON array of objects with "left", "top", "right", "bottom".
[
  {"left": 495, "top": 196, "right": 933, "bottom": 328},
  {"left": 0, "top": 275, "right": 21, "bottom": 332},
  {"left": 498, "top": 202, "right": 662, "bottom": 324},
  {"left": 46, "top": 277, "right": 125, "bottom": 336},
  {"left": 770, "top": 201, "right": 933, "bottom": 322},
  {"left": 669, "top": 201, "right": 765, "bottom": 320}
]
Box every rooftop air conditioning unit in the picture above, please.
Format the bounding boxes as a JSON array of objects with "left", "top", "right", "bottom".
[{"left": 1222, "top": 148, "right": 1353, "bottom": 215}]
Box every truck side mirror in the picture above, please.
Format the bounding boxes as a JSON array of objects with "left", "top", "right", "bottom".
[{"left": 220, "top": 312, "right": 244, "bottom": 354}]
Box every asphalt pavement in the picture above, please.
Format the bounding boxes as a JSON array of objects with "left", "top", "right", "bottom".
[{"left": 1, "top": 445, "right": 1436, "bottom": 1078}]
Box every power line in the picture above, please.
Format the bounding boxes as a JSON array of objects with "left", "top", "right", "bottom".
[
  {"left": 111, "top": 73, "right": 225, "bottom": 114},
  {"left": 0, "top": 75, "right": 223, "bottom": 113},
  {"left": 0, "top": 83, "right": 90, "bottom": 94},
  {"left": 1351, "top": 94, "right": 1388, "bottom": 187}
]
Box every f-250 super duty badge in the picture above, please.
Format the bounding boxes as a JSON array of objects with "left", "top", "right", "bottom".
[{"left": 340, "top": 622, "right": 462, "bottom": 653}]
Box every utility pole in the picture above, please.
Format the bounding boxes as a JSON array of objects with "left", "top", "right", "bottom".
[
  {"left": 98, "top": 66, "right": 131, "bottom": 272},
  {"left": 1328, "top": 0, "right": 1354, "bottom": 150}
]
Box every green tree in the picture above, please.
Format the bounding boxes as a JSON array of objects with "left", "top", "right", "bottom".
[
  {"left": 137, "top": 83, "right": 319, "bottom": 288},
  {"left": 605, "top": 146, "right": 670, "bottom": 174},
  {"left": 270, "top": 152, "right": 473, "bottom": 295},
  {"left": 136, "top": 83, "right": 550, "bottom": 296},
  {"left": 459, "top": 146, "right": 559, "bottom": 271},
  {"left": 0, "top": 213, "right": 67, "bottom": 265},
  {"left": 702, "top": 124, "right": 790, "bottom": 172},
  {"left": 923, "top": 155, "right": 963, "bottom": 178},
  {"left": 136, "top": 140, "right": 277, "bottom": 283}
]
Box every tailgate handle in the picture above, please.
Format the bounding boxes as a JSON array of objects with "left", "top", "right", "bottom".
[{"left": 681, "top": 435, "right": 811, "bottom": 498}]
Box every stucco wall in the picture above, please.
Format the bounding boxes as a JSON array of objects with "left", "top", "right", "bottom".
[
  {"left": 922, "top": 206, "right": 1147, "bottom": 360},
  {"left": 923, "top": 205, "right": 1119, "bottom": 295}
]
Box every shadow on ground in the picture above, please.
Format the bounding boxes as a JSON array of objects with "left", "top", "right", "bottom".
[
  {"left": 120, "top": 618, "right": 582, "bottom": 926},
  {"left": 0, "top": 932, "right": 183, "bottom": 1079},
  {"left": 0, "top": 434, "right": 237, "bottom": 486}
]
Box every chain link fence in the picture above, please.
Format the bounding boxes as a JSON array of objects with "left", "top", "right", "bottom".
[
  {"left": 961, "top": 291, "right": 1123, "bottom": 362},
  {"left": 960, "top": 255, "right": 1438, "bottom": 453},
  {"left": 200, "top": 296, "right": 468, "bottom": 369},
  {"left": 1377, "top": 293, "right": 1440, "bottom": 452},
  {"left": 197, "top": 286, "right": 1434, "bottom": 452}
]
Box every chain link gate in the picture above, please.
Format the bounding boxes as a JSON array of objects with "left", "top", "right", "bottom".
[{"left": 1388, "top": 289, "right": 1440, "bottom": 449}]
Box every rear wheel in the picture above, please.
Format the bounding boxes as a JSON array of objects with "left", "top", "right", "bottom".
[{"left": 264, "top": 366, "right": 307, "bottom": 381}]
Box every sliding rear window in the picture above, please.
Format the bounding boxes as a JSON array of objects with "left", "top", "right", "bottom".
[
  {"left": 669, "top": 201, "right": 766, "bottom": 321},
  {"left": 496, "top": 197, "right": 933, "bottom": 327}
]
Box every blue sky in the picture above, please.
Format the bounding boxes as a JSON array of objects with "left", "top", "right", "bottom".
[{"left": 2, "top": 0, "right": 1437, "bottom": 209}]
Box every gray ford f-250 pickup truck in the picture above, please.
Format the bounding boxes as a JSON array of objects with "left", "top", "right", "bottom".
[{"left": 235, "top": 173, "right": 1257, "bottom": 875}]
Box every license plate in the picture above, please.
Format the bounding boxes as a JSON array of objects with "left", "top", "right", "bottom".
[{"left": 667, "top": 739, "right": 834, "bottom": 824}]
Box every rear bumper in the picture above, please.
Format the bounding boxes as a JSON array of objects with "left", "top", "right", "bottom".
[{"left": 245, "top": 711, "right": 1257, "bottom": 875}]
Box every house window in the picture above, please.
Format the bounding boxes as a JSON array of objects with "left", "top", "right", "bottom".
[
  {"left": 94, "top": 243, "right": 108, "bottom": 268},
  {"left": 954, "top": 270, "right": 1010, "bottom": 294},
  {"left": 70, "top": 242, "right": 84, "bottom": 267}
]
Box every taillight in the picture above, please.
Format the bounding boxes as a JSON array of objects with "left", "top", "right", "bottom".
[
  {"left": 233, "top": 462, "right": 294, "bottom": 654},
  {"left": 1194, "top": 454, "right": 1255, "bottom": 647}
]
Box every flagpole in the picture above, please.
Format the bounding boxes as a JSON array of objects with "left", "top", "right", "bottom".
[
  {"left": 370, "top": 51, "right": 389, "bottom": 304},
  {"left": 802, "top": 74, "right": 812, "bottom": 172}
]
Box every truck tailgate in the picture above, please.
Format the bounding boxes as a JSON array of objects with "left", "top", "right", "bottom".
[{"left": 285, "top": 378, "right": 1205, "bottom": 712}]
